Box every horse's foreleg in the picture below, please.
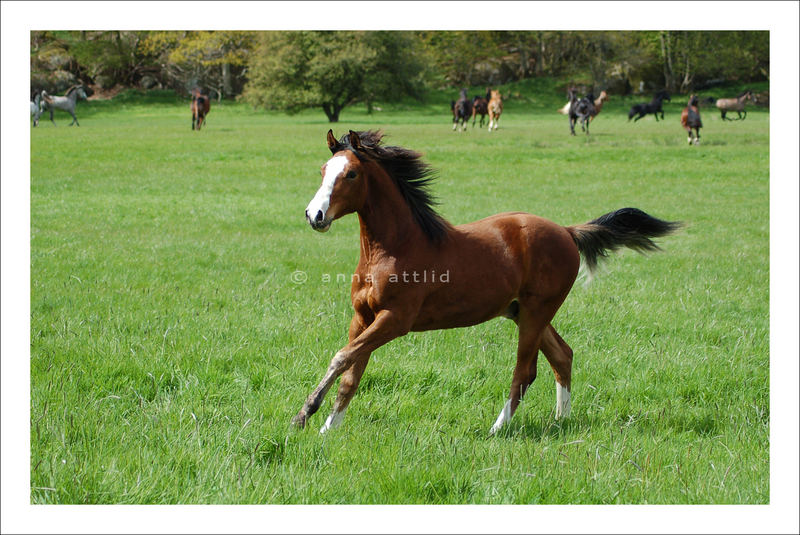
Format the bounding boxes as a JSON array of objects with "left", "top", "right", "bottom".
[
  {"left": 540, "top": 324, "right": 573, "bottom": 419},
  {"left": 69, "top": 112, "right": 79, "bottom": 126},
  {"left": 49, "top": 108, "right": 56, "bottom": 126},
  {"left": 293, "top": 309, "right": 409, "bottom": 429},
  {"left": 319, "top": 314, "right": 372, "bottom": 433}
]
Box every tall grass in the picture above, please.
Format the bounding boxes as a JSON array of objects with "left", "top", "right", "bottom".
[{"left": 30, "top": 87, "right": 769, "bottom": 503}]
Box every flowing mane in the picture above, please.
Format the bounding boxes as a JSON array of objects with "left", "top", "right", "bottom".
[{"left": 336, "top": 130, "right": 453, "bottom": 242}]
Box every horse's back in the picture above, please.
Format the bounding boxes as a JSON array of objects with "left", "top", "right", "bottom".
[{"left": 456, "top": 212, "right": 578, "bottom": 267}]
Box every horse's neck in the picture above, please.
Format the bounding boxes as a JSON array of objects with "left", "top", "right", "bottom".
[{"left": 357, "top": 165, "right": 428, "bottom": 260}]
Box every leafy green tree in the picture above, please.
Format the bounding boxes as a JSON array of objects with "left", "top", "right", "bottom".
[
  {"left": 140, "top": 31, "right": 256, "bottom": 98},
  {"left": 242, "top": 31, "right": 424, "bottom": 122}
]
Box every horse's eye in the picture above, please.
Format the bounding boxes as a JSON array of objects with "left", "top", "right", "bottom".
[{"left": 345, "top": 170, "right": 357, "bottom": 180}]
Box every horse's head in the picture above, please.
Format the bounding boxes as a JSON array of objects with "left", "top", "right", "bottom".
[
  {"left": 657, "top": 90, "right": 671, "bottom": 102},
  {"left": 305, "top": 130, "right": 369, "bottom": 232},
  {"left": 598, "top": 91, "right": 609, "bottom": 103},
  {"left": 689, "top": 94, "right": 699, "bottom": 107}
]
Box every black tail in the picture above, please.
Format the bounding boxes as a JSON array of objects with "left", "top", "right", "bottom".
[{"left": 568, "top": 208, "right": 682, "bottom": 275}]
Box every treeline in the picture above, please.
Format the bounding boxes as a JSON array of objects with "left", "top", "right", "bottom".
[{"left": 31, "top": 30, "right": 768, "bottom": 119}]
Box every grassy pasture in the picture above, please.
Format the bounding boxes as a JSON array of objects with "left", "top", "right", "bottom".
[{"left": 30, "top": 87, "right": 769, "bottom": 504}]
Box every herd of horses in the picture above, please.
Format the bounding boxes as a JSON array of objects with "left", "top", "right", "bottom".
[
  {"left": 30, "top": 83, "right": 754, "bottom": 146},
  {"left": 449, "top": 86, "right": 757, "bottom": 145},
  {"left": 451, "top": 88, "right": 503, "bottom": 132},
  {"left": 30, "top": 85, "right": 212, "bottom": 130}
]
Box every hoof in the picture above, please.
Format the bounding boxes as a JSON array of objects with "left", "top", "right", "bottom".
[{"left": 291, "top": 411, "right": 307, "bottom": 429}]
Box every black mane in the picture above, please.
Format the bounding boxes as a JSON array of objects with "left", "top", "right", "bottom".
[{"left": 338, "top": 131, "right": 452, "bottom": 243}]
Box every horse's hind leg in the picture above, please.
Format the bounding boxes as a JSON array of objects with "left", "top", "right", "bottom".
[
  {"left": 490, "top": 307, "right": 548, "bottom": 434},
  {"left": 540, "top": 324, "right": 573, "bottom": 419}
]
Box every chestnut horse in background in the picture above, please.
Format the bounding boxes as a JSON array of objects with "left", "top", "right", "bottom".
[
  {"left": 487, "top": 89, "right": 503, "bottom": 131},
  {"left": 294, "top": 130, "right": 681, "bottom": 435},
  {"left": 191, "top": 88, "right": 210, "bottom": 130}
]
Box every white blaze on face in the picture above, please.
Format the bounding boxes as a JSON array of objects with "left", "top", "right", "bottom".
[{"left": 306, "top": 155, "right": 348, "bottom": 226}]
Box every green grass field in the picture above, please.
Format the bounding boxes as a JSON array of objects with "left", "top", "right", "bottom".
[{"left": 30, "top": 85, "right": 769, "bottom": 504}]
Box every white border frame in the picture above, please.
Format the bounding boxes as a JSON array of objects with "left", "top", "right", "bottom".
[{"left": 3, "top": 2, "right": 798, "bottom": 534}]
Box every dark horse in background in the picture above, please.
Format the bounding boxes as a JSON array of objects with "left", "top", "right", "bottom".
[
  {"left": 628, "top": 90, "right": 671, "bottom": 122},
  {"left": 191, "top": 88, "right": 211, "bottom": 130},
  {"left": 568, "top": 89, "right": 596, "bottom": 136},
  {"left": 471, "top": 89, "right": 490, "bottom": 128},
  {"left": 451, "top": 89, "right": 473, "bottom": 132}
]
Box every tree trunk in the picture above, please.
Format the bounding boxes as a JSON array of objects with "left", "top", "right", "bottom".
[
  {"left": 322, "top": 103, "right": 340, "bottom": 122},
  {"left": 222, "top": 63, "right": 232, "bottom": 98},
  {"left": 535, "top": 32, "right": 544, "bottom": 76},
  {"left": 680, "top": 53, "right": 692, "bottom": 93},
  {"left": 659, "top": 31, "right": 674, "bottom": 92}
]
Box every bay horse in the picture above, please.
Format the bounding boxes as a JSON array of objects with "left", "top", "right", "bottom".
[
  {"left": 715, "top": 90, "right": 753, "bottom": 121},
  {"left": 451, "top": 89, "right": 472, "bottom": 132},
  {"left": 191, "top": 88, "right": 211, "bottom": 130},
  {"left": 628, "top": 90, "right": 670, "bottom": 122},
  {"left": 471, "top": 90, "right": 489, "bottom": 128},
  {"left": 294, "top": 129, "right": 680, "bottom": 434},
  {"left": 681, "top": 95, "right": 703, "bottom": 145},
  {"left": 487, "top": 89, "right": 503, "bottom": 131},
  {"left": 568, "top": 89, "right": 595, "bottom": 136},
  {"left": 41, "top": 85, "right": 87, "bottom": 126}
]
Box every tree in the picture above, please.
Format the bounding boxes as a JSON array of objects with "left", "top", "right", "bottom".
[
  {"left": 242, "top": 31, "right": 424, "bottom": 122},
  {"left": 140, "top": 31, "right": 256, "bottom": 98}
]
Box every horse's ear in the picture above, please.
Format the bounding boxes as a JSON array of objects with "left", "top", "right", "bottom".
[
  {"left": 348, "top": 130, "right": 363, "bottom": 152},
  {"left": 326, "top": 129, "right": 340, "bottom": 154}
]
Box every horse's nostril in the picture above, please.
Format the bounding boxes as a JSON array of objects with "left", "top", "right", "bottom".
[{"left": 314, "top": 211, "right": 323, "bottom": 223}]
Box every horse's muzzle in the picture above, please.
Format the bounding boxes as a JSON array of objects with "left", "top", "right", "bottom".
[{"left": 306, "top": 210, "right": 331, "bottom": 232}]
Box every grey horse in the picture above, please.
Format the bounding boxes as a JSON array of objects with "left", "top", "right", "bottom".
[{"left": 42, "top": 85, "right": 88, "bottom": 126}]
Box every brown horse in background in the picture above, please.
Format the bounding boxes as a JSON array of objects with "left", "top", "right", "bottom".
[
  {"left": 472, "top": 89, "right": 490, "bottom": 128},
  {"left": 715, "top": 90, "right": 753, "bottom": 121},
  {"left": 191, "top": 88, "right": 210, "bottom": 130},
  {"left": 681, "top": 94, "right": 703, "bottom": 145},
  {"left": 294, "top": 130, "right": 680, "bottom": 434},
  {"left": 589, "top": 90, "right": 610, "bottom": 122}
]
